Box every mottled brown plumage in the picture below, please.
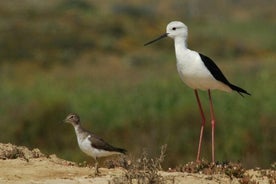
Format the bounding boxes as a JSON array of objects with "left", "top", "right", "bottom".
[{"left": 64, "top": 113, "right": 126, "bottom": 174}]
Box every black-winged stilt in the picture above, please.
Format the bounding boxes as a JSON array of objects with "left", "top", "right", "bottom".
[{"left": 144, "top": 21, "right": 250, "bottom": 163}]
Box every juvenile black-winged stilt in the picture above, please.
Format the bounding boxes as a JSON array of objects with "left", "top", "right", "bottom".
[
  {"left": 144, "top": 21, "right": 250, "bottom": 163},
  {"left": 64, "top": 113, "right": 127, "bottom": 175}
]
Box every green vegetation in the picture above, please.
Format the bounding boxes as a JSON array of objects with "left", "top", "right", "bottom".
[{"left": 0, "top": 0, "right": 275, "bottom": 169}]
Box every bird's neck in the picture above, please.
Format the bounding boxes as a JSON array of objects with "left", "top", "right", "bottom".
[
  {"left": 174, "top": 36, "right": 187, "bottom": 51},
  {"left": 73, "top": 124, "right": 83, "bottom": 136},
  {"left": 73, "top": 124, "right": 89, "bottom": 142},
  {"left": 174, "top": 36, "right": 188, "bottom": 62},
  {"left": 174, "top": 37, "right": 187, "bottom": 49}
]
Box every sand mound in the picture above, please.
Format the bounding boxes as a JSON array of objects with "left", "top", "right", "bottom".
[{"left": 0, "top": 143, "right": 274, "bottom": 184}]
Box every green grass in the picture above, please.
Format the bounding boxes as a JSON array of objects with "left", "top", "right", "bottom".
[{"left": 0, "top": 58, "right": 275, "bottom": 168}]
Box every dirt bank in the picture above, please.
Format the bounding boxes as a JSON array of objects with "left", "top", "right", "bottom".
[{"left": 0, "top": 143, "right": 274, "bottom": 184}]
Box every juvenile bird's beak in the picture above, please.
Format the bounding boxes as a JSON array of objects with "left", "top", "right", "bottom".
[{"left": 144, "top": 33, "right": 168, "bottom": 46}]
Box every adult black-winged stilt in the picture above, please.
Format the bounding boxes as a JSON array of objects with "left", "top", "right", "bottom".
[{"left": 144, "top": 21, "right": 250, "bottom": 163}]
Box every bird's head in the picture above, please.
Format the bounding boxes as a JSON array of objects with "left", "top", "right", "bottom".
[
  {"left": 144, "top": 21, "right": 188, "bottom": 46},
  {"left": 166, "top": 21, "right": 188, "bottom": 39},
  {"left": 64, "top": 113, "right": 80, "bottom": 126}
]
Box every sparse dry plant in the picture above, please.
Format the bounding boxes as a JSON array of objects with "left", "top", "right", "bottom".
[
  {"left": 177, "top": 160, "right": 246, "bottom": 178},
  {"left": 124, "top": 144, "right": 167, "bottom": 184}
]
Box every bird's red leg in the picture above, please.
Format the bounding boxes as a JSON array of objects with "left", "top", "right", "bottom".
[
  {"left": 194, "top": 90, "right": 206, "bottom": 162},
  {"left": 208, "top": 89, "right": 215, "bottom": 163}
]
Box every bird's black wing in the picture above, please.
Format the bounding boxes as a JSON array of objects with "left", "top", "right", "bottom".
[
  {"left": 89, "top": 134, "right": 127, "bottom": 154},
  {"left": 199, "top": 53, "right": 231, "bottom": 86},
  {"left": 199, "top": 53, "right": 251, "bottom": 96}
]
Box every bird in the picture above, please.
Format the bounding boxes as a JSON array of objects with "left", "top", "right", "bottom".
[
  {"left": 144, "top": 21, "right": 250, "bottom": 163},
  {"left": 63, "top": 113, "right": 127, "bottom": 175}
]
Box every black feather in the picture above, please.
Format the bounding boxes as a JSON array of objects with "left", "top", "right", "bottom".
[{"left": 199, "top": 53, "right": 251, "bottom": 96}]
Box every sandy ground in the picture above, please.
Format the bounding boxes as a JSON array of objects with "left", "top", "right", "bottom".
[{"left": 0, "top": 143, "right": 274, "bottom": 184}]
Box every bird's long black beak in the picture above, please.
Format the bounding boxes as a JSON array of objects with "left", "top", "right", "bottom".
[{"left": 144, "top": 33, "right": 168, "bottom": 46}]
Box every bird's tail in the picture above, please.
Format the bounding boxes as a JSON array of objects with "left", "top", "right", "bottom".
[
  {"left": 229, "top": 83, "right": 251, "bottom": 97},
  {"left": 115, "top": 147, "right": 127, "bottom": 155}
]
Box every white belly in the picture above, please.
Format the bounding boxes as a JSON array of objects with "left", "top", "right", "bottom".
[
  {"left": 176, "top": 52, "right": 231, "bottom": 92},
  {"left": 77, "top": 136, "right": 120, "bottom": 159},
  {"left": 178, "top": 69, "right": 231, "bottom": 92}
]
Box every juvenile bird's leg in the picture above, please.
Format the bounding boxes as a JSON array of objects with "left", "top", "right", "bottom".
[
  {"left": 194, "top": 90, "right": 206, "bottom": 162},
  {"left": 94, "top": 158, "right": 100, "bottom": 175}
]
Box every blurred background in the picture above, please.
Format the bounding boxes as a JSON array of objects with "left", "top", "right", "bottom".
[{"left": 0, "top": 0, "right": 275, "bottom": 169}]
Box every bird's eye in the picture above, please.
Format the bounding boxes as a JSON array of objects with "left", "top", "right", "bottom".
[{"left": 172, "top": 27, "right": 176, "bottom": 30}]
